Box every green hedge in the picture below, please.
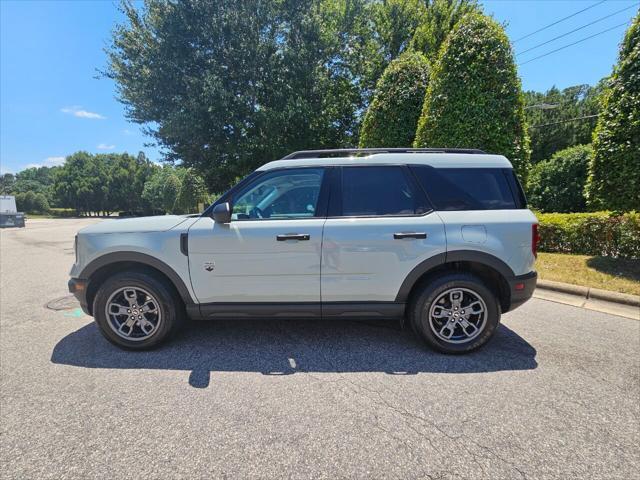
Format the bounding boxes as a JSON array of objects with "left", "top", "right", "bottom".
[
  {"left": 538, "top": 211, "right": 640, "bottom": 259},
  {"left": 527, "top": 144, "right": 591, "bottom": 213}
]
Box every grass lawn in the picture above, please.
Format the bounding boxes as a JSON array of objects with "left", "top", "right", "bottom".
[
  {"left": 24, "top": 213, "right": 57, "bottom": 219},
  {"left": 536, "top": 253, "right": 640, "bottom": 296},
  {"left": 23, "top": 208, "right": 78, "bottom": 219}
]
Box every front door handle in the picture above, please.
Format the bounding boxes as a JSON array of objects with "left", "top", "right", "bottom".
[
  {"left": 277, "top": 233, "right": 310, "bottom": 241},
  {"left": 393, "top": 232, "right": 427, "bottom": 240}
]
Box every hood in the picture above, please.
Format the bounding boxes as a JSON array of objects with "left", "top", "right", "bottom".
[{"left": 79, "top": 215, "right": 198, "bottom": 235}]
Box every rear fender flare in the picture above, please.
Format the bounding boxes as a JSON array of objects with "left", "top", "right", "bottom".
[{"left": 395, "top": 250, "right": 514, "bottom": 302}]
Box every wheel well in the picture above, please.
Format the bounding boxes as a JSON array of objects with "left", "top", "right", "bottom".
[
  {"left": 85, "top": 261, "right": 184, "bottom": 316},
  {"left": 406, "top": 261, "right": 510, "bottom": 312}
]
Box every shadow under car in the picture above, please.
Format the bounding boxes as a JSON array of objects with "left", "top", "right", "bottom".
[{"left": 51, "top": 318, "right": 537, "bottom": 388}]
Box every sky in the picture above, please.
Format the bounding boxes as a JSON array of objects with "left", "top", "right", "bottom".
[{"left": 0, "top": 0, "right": 638, "bottom": 175}]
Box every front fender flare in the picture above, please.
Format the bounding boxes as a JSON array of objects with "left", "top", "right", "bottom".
[{"left": 79, "top": 251, "right": 195, "bottom": 305}]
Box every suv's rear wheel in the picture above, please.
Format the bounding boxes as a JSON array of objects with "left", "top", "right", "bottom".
[
  {"left": 409, "top": 273, "right": 500, "bottom": 354},
  {"left": 93, "top": 271, "right": 183, "bottom": 350}
]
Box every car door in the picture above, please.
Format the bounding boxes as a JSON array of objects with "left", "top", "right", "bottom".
[
  {"left": 321, "top": 165, "right": 446, "bottom": 306},
  {"left": 188, "top": 167, "right": 328, "bottom": 314}
]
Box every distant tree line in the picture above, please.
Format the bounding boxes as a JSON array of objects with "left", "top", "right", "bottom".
[
  {"left": 0, "top": 166, "right": 56, "bottom": 213},
  {"left": 0, "top": 152, "right": 210, "bottom": 216}
]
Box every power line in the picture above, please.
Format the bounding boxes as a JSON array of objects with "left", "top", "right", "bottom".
[
  {"left": 529, "top": 114, "right": 599, "bottom": 129},
  {"left": 518, "top": 21, "right": 630, "bottom": 66},
  {"left": 514, "top": 0, "right": 607, "bottom": 43},
  {"left": 524, "top": 103, "right": 559, "bottom": 110},
  {"left": 518, "top": 3, "right": 639, "bottom": 56}
]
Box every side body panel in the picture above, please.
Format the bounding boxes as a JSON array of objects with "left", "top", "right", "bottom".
[
  {"left": 438, "top": 210, "right": 537, "bottom": 276},
  {"left": 321, "top": 214, "right": 446, "bottom": 302},
  {"left": 187, "top": 216, "right": 324, "bottom": 304},
  {"left": 72, "top": 226, "right": 198, "bottom": 303}
]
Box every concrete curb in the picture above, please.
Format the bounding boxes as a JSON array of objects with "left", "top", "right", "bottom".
[{"left": 537, "top": 279, "right": 640, "bottom": 307}]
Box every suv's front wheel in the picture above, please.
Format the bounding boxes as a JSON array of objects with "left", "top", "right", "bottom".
[
  {"left": 409, "top": 273, "right": 500, "bottom": 354},
  {"left": 93, "top": 271, "right": 183, "bottom": 350}
]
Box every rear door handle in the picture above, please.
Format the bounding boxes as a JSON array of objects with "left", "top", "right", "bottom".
[
  {"left": 277, "top": 233, "right": 310, "bottom": 241},
  {"left": 393, "top": 232, "right": 427, "bottom": 240}
]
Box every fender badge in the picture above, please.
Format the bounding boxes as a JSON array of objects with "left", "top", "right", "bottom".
[{"left": 204, "top": 262, "right": 215, "bottom": 272}]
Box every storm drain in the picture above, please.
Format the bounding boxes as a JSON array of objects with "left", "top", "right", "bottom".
[{"left": 45, "top": 295, "right": 79, "bottom": 311}]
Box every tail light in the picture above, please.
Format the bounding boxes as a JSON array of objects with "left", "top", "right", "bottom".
[{"left": 532, "top": 223, "right": 539, "bottom": 258}]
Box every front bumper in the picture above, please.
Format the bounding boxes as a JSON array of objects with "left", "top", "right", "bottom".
[
  {"left": 68, "top": 278, "right": 91, "bottom": 315},
  {"left": 507, "top": 271, "right": 537, "bottom": 312}
]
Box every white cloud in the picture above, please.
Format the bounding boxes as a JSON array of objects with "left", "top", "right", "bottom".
[
  {"left": 25, "top": 156, "right": 66, "bottom": 169},
  {"left": 61, "top": 106, "right": 106, "bottom": 120},
  {"left": 123, "top": 129, "right": 133, "bottom": 135},
  {"left": 45, "top": 156, "right": 66, "bottom": 166},
  {"left": 97, "top": 143, "right": 115, "bottom": 150}
]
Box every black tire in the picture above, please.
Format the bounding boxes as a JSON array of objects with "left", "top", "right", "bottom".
[
  {"left": 93, "top": 271, "right": 184, "bottom": 350},
  {"left": 409, "top": 272, "right": 500, "bottom": 354}
]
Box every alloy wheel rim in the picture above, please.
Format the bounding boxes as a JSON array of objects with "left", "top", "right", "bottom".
[
  {"left": 428, "top": 287, "right": 488, "bottom": 344},
  {"left": 105, "top": 286, "right": 162, "bottom": 341}
]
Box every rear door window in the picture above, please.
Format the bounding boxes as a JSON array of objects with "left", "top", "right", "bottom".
[
  {"left": 340, "top": 166, "right": 428, "bottom": 216},
  {"left": 410, "top": 166, "right": 521, "bottom": 210}
]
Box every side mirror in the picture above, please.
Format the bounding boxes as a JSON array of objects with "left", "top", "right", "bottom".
[{"left": 212, "top": 202, "right": 232, "bottom": 223}]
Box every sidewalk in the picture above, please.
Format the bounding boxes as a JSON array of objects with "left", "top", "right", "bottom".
[{"left": 535, "top": 279, "right": 640, "bottom": 320}]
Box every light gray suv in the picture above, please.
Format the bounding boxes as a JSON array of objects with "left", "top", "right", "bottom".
[{"left": 69, "top": 148, "right": 538, "bottom": 353}]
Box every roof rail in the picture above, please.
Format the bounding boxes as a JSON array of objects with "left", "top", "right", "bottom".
[{"left": 281, "top": 147, "right": 487, "bottom": 160}]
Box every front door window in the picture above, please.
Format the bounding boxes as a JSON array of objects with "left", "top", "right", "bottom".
[{"left": 231, "top": 168, "right": 324, "bottom": 220}]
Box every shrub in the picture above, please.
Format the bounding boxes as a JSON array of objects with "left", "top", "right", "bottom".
[
  {"left": 15, "top": 191, "right": 50, "bottom": 213},
  {"left": 414, "top": 13, "right": 530, "bottom": 181},
  {"left": 527, "top": 144, "right": 591, "bottom": 213},
  {"left": 586, "top": 12, "right": 640, "bottom": 211},
  {"left": 359, "top": 52, "right": 430, "bottom": 148},
  {"left": 537, "top": 211, "right": 640, "bottom": 259}
]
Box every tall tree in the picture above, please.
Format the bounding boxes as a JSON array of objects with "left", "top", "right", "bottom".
[
  {"left": 586, "top": 12, "right": 640, "bottom": 211},
  {"left": 53, "top": 152, "right": 107, "bottom": 215},
  {"left": 371, "top": 0, "right": 427, "bottom": 63},
  {"left": 359, "top": 51, "right": 430, "bottom": 147},
  {"left": 175, "top": 168, "right": 210, "bottom": 214},
  {"left": 53, "top": 151, "right": 153, "bottom": 215},
  {"left": 8, "top": 166, "right": 60, "bottom": 205},
  {"left": 106, "top": 0, "right": 485, "bottom": 192},
  {"left": 142, "top": 165, "right": 185, "bottom": 214},
  {"left": 107, "top": 0, "right": 377, "bottom": 192},
  {"left": 0, "top": 173, "right": 15, "bottom": 194},
  {"left": 524, "top": 82, "right": 604, "bottom": 163},
  {"left": 414, "top": 13, "right": 530, "bottom": 180},
  {"left": 410, "top": 0, "right": 480, "bottom": 62}
]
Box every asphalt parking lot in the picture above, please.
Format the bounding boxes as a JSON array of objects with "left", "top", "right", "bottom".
[{"left": 1, "top": 218, "right": 638, "bottom": 479}]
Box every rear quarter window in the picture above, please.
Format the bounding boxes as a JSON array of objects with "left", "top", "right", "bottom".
[{"left": 410, "top": 166, "right": 525, "bottom": 211}]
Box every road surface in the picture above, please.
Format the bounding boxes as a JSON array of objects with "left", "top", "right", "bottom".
[{"left": 1, "top": 219, "right": 638, "bottom": 479}]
